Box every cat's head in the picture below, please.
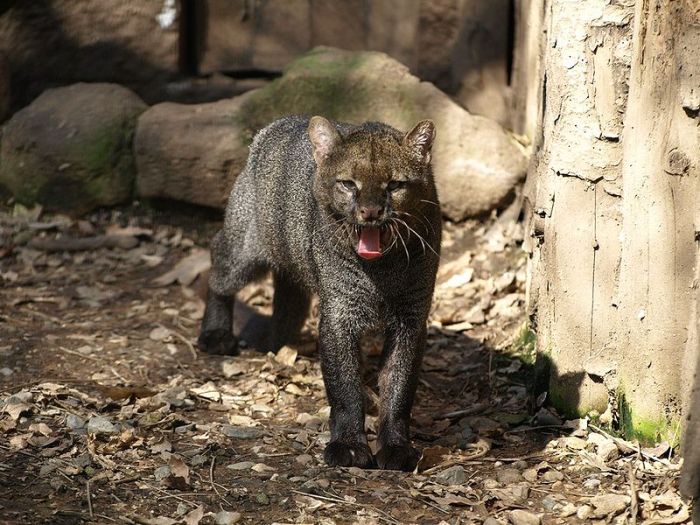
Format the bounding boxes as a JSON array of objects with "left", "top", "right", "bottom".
[{"left": 309, "top": 116, "right": 437, "bottom": 260}]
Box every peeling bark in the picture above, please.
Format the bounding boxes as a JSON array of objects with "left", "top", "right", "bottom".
[{"left": 520, "top": 0, "right": 699, "bottom": 443}]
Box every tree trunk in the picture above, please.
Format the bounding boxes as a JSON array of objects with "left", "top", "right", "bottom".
[{"left": 519, "top": 0, "right": 700, "bottom": 444}]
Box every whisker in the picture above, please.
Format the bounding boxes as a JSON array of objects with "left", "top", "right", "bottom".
[
  {"left": 394, "top": 217, "right": 441, "bottom": 260},
  {"left": 391, "top": 218, "right": 411, "bottom": 268},
  {"left": 420, "top": 199, "right": 440, "bottom": 208}
]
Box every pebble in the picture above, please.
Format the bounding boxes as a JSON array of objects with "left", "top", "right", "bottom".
[
  {"left": 508, "top": 509, "right": 541, "bottom": 525},
  {"left": 256, "top": 492, "right": 270, "bottom": 505},
  {"left": 66, "top": 414, "right": 85, "bottom": 430},
  {"left": 0, "top": 367, "right": 13, "bottom": 377},
  {"left": 86, "top": 416, "right": 117, "bottom": 435},
  {"left": 227, "top": 461, "right": 255, "bottom": 470},
  {"left": 583, "top": 478, "right": 601, "bottom": 490},
  {"left": 496, "top": 468, "right": 523, "bottom": 484},
  {"left": 559, "top": 503, "right": 577, "bottom": 518},
  {"left": 221, "top": 425, "right": 263, "bottom": 439},
  {"left": 590, "top": 494, "right": 631, "bottom": 517},
  {"left": 541, "top": 495, "right": 560, "bottom": 511},
  {"left": 522, "top": 468, "right": 539, "bottom": 482},
  {"left": 437, "top": 465, "right": 467, "bottom": 485},
  {"left": 295, "top": 454, "right": 313, "bottom": 466},
  {"left": 542, "top": 469, "right": 564, "bottom": 482},
  {"left": 483, "top": 478, "right": 499, "bottom": 489},
  {"left": 154, "top": 465, "right": 171, "bottom": 481},
  {"left": 484, "top": 518, "right": 506, "bottom": 525},
  {"left": 576, "top": 505, "right": 592, "bottom": 520},
  {"left": 215, "top": 511, "right": 241, "bottom": 525},
  {"left": 509, "top": 482, "right": 530, "bottom": 500}
]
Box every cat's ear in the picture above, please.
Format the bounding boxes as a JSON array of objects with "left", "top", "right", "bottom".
[
  {"left": 308, "top": 116, "right": 341, "bottom": 165},
  {"left": 404, "top": 120, "right": 436, "bottom": 164}
]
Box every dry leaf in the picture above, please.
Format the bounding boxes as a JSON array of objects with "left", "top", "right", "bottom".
[
  {"left": 183, "top": 505, "right": 204, "bottom": 525},
  {"left": 164, "top": 456, "right": 190, "bottom": 490},
  {"left": 153, "top": 249, "right": 210, "bottom": 287},
  {"left": 275, "top": 346, "right": 298, "bottom": 367}
]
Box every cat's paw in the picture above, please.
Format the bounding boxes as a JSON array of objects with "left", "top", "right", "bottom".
[
  {"left": 197, "top": 329, "right": 239, "bottom": 355},
  {"left": 324, "top": 441, "right": 375, "bottom": 469},
  {"left": 376, "top": 444, "right": 420, "bottom": 471}
]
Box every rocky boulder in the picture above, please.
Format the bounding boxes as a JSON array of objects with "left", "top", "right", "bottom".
[
  {"left": 0, "top": 83, "right": 146, "bottom": 213},
  {"left": 0, "top": 51, "right": 9, "bottom": 122},
  {"left": 135, "top": 47, "right": 526, "bottom": 220},
  {"left": 134, "top": 94, "right": 253, "bottom": 209}
]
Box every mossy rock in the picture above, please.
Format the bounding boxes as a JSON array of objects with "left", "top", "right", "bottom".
[
  {"left": 236, "top": 47, "right": 527, "bottom": 221},
  {"left": 0, "top": 83, "right": 147, "bottom": 214}
]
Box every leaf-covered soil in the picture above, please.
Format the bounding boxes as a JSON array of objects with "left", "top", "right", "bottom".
[{"left": 0, "top": 204, "right": 693, "bottom": 524}]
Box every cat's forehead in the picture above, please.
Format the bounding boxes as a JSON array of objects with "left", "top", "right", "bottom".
[{"left": 341, "top": 133, "right": 405, "bottom": 180}]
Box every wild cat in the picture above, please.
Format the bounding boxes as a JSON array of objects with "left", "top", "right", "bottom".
[{"left": 198, "top": 115, "right": 441, "bottom": 471}]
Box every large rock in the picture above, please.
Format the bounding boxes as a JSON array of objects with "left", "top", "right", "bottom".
[
  {"left": 0, "top": 83, "right": 146, "bottom": 213},
  {"left": 134, "top": 94, "right": 252, "bottom": 209},
  {"left": 0, "top": 2, "right": 179, "bottom": 110},
  {"left": 0, "top": 51, "right": 9, "bottom": 122},
  {"left": 136, "top": 47, "right": 526, "bottom": 220}
]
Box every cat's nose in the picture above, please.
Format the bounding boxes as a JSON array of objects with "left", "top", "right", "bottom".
[{"left": 359, "top": 205, "right": 383, "bottom": 221}]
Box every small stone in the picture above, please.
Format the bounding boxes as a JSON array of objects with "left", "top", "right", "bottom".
[
  {"left": 590, "top": 494, "right": 630, "bottom": 518},
  {"left": 541, "top": 495, "right": 560, "bottom": 511},
  {"left": 559, "top": 503, "right": 577, "bottom": 517},
  {"left": 522, "top": 468, "right": 538, "bottom": 482},
  {"left": 0, "top": 367, "right": 13, "bottom": 377},
  {"left": 484, "top": 519, "right": 506, "bottom": 525},
  {"left": 509, "top": 482, "right": 530, "bottom": 500},
  {"left": 436, "top": 465, "right": 467, "bottom": 485},
  {"left": 542, "top": 469, "right": 564, "bottom": 483},
  {"left": 154, "top": 465, "right": 171, "bottom": 481},
  {"left": 221, "top": 425, "right": 263, "bottom": 439},
  {"left": 65, "top": 414, "right": 85, "bottom": 430},
  {"left": 483, "top": 478, "right": 499, "bottom": 489},
  {"left": 256, "top": 492, "right": 269, "bottom": 505},
  {"left": 576, "top": 505, "right": 592, "bottom": 520},
  {"left": 508, "top": 509, "right": 541, "bottom": 525},
  {"left": 86, "top": 416, "right": 117, "bottom": 435},
  {"left": 215, "top": 511, "right": 242, "bottom": 525},
  {"left": 496, "top": 467, "right": 523, "bottom": 484},
  {"left": 562, "top": 436, "right": 587, "bottom": 450},
  {"left": 227, "top": 461, "right": 255, "bottom": 471},
  {"left": 295, "top": 454, "right": 313, "bottom": 466},
  {"left": 534, "top": 407, "right": 562, "bottom": 426},
  {"left": 583, "top": 478, "right": 601, "bottom": 491},
  {"left": 588, "top": 433, "right": 619, "bottom": 461}
]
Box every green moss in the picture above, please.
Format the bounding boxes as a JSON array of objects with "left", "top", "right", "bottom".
[
  {"left": 509, "top": 322, "right": 537, "bottom": 365},
  {"left": 617, "top": 388, "right": 682, "bottom": 446},
  {"left": 235, "top": 48, "right": 423, "bottom": 146}
]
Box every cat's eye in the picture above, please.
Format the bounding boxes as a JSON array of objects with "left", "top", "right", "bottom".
[
  {"left": 336, "top": 180, "right": 357, "bottom": 191},
  {"left": 387, "top": 180, "right": 408, "bottom": 192}
]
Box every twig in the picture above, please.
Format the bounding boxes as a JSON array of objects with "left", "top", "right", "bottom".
[
  {"left": 589, "top": 424, "right": 672, "bottom": 464},
  {"left": 628, "top": 463, "right": 638, "bottom": 525},
  {"left": 291, "top": 490, "right": 401, "bottom": 525},
  {"left": 439, "top": 403, "right": 490, "bottom": 419},
  {"left": 86, "top": 480, "right": 94, "bottom": 519},
  {"left": 140, "top": 482, "right": 199, "bottom": 507},
  {"left": 59, "top": 346, "right": 101, "bottom": 362},
  {"left": 209, "top": 456, "right": 232, "bottom": 506},
  {"left": 28, "top": 234, "right": 138, "bottom": 252},
  {"left": 171, "top": 330, "right": 198, "bottom": 361}
]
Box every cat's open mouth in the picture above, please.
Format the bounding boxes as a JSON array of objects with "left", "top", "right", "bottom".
[{"left": 357, "top": 225, "right": 391, "bottom": 260}]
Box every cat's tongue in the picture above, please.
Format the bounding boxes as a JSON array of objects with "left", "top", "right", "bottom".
[{"left": 357, "top": 226, "right": 382, "bottom": 260}]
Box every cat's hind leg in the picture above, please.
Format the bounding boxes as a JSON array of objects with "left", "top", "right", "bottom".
[
  {"left": 264, "top": 272, "right": 311, "bottom": 353},
  {"left": 198, "top": 229, "right": 267, "bottom": 355}
]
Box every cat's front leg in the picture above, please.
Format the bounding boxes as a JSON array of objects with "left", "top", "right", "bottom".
[
  {"left": 376, "top": 314, "right": 427, "bottom": 471},
  {"left": 318, "top": 304, "right": 374, "bottom": 469}
]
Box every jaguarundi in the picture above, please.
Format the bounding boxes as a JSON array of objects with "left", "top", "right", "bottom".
[{"left": 198, "top": 115, "right": 441, "bottom": 471}]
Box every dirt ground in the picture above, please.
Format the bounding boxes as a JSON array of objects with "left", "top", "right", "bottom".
[{"left": 0, "top": 203, "right": 693, "bottom": 524}]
